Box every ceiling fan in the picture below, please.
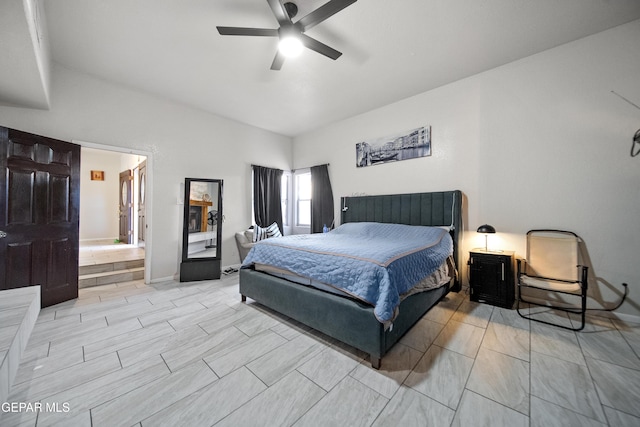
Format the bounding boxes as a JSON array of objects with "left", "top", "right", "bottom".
[{"left": 217, "top": 0, "right": 357, "bottom": 70}]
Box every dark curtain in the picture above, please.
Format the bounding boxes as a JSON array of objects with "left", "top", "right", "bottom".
[
  {"left": 252, "top": 165, "right": 283, "bottom": 232},
  {"left": 310, "top": 164, "right": 334, "bottom": 233}
]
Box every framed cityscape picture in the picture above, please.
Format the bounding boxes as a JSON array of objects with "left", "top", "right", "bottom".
[{"left": 356, "top": 126, "right": 431, "bottom": 168}]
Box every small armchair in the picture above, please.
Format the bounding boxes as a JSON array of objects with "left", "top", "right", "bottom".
[
  {"left": 235, "top": 229, "right": 255, "bottom": 263},
  {"left": 516, "top": 229, "right": 588, "bottom": 331}
]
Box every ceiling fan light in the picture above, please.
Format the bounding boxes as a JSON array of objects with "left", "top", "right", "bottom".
[{"left": 278, "top": 36, "right": 303, "bottom": 58}]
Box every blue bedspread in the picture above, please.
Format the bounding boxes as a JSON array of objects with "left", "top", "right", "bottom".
[{"left": 241, "top": 222, "right": 453, "bottom": 323}]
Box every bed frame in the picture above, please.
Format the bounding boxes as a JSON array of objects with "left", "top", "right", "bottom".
[{"left": 240, "top": 190, "right": 463, "bottom": 368}]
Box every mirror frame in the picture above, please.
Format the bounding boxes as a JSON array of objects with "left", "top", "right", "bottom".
[{"left": 180, "top": 178, "right": 223, "bottom": 281}]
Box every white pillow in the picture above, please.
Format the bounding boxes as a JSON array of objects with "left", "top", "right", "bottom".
[
  {"left": 266, "top": 222, "right": 283, "bottom": 238},
  {"left": 253, "top": 222, "right": 282, "bottom": 242}
]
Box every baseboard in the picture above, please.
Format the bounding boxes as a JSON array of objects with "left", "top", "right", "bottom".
[
  {"left": 588, "top": 310, "right": 640, "bottom": 325},
  {"left": 151, "top": 276, "right": 176, "bottom": 284}
]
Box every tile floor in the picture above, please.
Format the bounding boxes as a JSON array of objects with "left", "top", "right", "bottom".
[{"left": 1, "top": 274, "right": 639, "bottom": 427}]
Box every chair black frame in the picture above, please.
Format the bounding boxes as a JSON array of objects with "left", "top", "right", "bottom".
[{"left": 516, "top": 229, "right": 588, "bottom": 331}]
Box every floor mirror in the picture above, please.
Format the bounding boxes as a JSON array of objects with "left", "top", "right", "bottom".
[{"left": 180, "top": 178, "right": 223, "bottom": 281}]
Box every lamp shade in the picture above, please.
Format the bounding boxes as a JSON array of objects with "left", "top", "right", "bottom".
[{"left": 477, "top": 224, "right": 496, "bottom": 234}]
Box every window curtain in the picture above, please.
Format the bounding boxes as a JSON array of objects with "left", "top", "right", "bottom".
[
  {"left": 252, "top": 165, "right": 283, "bottom": 233},
  {"left": 310, "top": 164, "right": 334, "bottom": 234}
]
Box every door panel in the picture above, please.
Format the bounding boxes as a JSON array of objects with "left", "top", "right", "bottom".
[
  {"left": 7, "top": 169, "right": 35, "bottom": 224},
  {"left": 49, "top": 173, "right": 71, "bottom": 222},
  {"left": 48, "top": 238, "right": 74, "bottom": 289},
  {"left": 5, "top": 242, "right": 33, "bottom": 286},
  {"left": 138, "top": 160, "right": 146, "bottom": 243},
  {"left": 119, "top": 169, "right": 133, "bottom": 244},
  {"left": 0, "top": 127, "right": 80, "bottom": 307}
]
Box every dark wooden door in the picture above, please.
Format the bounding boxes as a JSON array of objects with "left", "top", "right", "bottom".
[
  {"left": 0, "top": 127, "right": 80, "bottom": 307},
  {"left": 137, "top": 160, "right": 146, "bottom": 243},
  {"left": 119, "top": 170, "right": 133, "bottom": 244}
]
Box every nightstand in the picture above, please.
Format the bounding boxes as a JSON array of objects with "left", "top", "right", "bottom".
[{"left": 469, "top": 249, "right": 515, "bottom": 308}]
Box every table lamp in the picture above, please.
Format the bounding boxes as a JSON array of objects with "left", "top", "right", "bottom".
[{"left": 477, "top": 224, "right": 496, "bottom": 252}]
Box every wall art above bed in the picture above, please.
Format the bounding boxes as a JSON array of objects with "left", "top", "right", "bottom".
[{"left": 356, "top": 126, "right": 431, "bottom": 168}]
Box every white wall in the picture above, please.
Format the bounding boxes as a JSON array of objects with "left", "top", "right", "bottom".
[
  {"left": 0, "top": 63, "right": 292, "bottom": 280},
  {"left": 79, "top": 147, "right": 120, "bottom": 241},
  {"left": 293, "top": 21, "right": 640, "bottom": 318}
]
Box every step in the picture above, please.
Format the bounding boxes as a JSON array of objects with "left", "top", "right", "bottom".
[
  {"left": 79, "top": 267, "right": 145, "bottom": 288},
  {"left": 79, "top": 259, "right": 144, "bottom": 276},
  {"left": 0, "top": 286, "right": 40, "bottom": 405}
]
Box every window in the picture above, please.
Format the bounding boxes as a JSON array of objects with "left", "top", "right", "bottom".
[
  {"left": 295, "top": 171, "right": 311, "bottom": 227},
  {"left": 250, "top": 168, "right": 308, "bottom": 234}
]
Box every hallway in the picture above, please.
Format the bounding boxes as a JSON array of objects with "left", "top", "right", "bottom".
[{"left": 79, "top": 240, "right": 145, "bottom": 288}]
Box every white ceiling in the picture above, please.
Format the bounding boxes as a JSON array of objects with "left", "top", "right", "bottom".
[{"left": 3, "top": 0, "right": 640, "bottom": 137}]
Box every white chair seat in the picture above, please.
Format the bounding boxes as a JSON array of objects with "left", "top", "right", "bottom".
[
  {"left": 520, "top": 274, "right": 582, "bottom": 294},
  {"left": 517, "top": 229, "right": 587, "bottom": 331}
]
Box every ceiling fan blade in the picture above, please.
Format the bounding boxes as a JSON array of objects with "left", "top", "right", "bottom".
[
  {"left": 271, "top": 51, "right": 286, "bottom": 70},
  {"left": 267, "top": 0, "right": 292, "bottom": 27},
  {"left": 296, "top": 0, "right": 357, "bottom": 32},
  {"left": 300, "top": 34, "right": 342, "bottom": 60},
  {"left": 217, "top": 27, "right": 278, "bottom": 37}
]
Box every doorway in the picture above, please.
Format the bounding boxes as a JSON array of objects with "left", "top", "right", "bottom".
[{"left": 78, "top": 144, "right": 151, "bottom": 286}]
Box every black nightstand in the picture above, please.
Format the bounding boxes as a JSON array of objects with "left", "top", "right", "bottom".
[{"left": 469, "top": 250, "right": 515, "bottom": 309}]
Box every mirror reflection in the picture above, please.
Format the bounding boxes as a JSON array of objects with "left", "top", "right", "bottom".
[
  {"left": 180, "top": 178, "right": 223, "bottom": 282},
  {"left": 185, "top": 180, "right": 220, "bottom": 259}
]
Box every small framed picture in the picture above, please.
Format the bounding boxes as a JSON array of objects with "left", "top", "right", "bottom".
[{"left": 91, "top": 170, "right": 105, "bottom": 181}]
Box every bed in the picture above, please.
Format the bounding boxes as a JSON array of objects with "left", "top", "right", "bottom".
[{"left": 239, "top": 190, "right": 463, "bottom": 368}]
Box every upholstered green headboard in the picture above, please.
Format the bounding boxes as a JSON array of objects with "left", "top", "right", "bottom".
[{"left": 340, "top": 190, "right": 464, "bottom": 290}]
